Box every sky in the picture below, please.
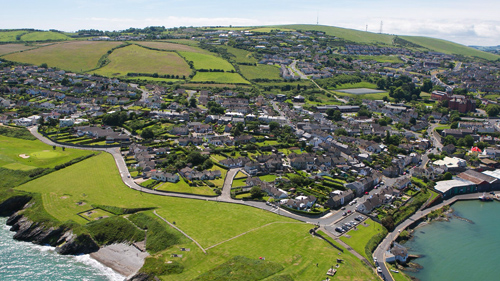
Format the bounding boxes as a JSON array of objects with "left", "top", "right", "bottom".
[{"left": 2, "top": 0, "right": 500, "bottom": 46}]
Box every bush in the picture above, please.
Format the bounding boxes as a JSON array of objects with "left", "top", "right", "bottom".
[
  {"left": 364, "top": 227, "right": 388, "bottom": 261},
  {"left": 140, "top": 258, "right": 184, "bottom": 277},
  {"left": 128, "top": 212, "right": 182, "bottom": 253},
  {"left": 0, "top": 126, "right": 36, "bottom": 140}
]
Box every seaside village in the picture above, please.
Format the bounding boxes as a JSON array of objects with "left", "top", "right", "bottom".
[{"left": 2, "top": 28, "right": 500, "bottom": 279}]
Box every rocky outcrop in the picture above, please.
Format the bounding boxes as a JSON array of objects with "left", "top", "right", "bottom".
[
  {"left": 0, "top": 195, "right": 32, "bottom": 216},
  {"left": 128, "top": 272, "right": 156, "bottom": 281},
  {"left": 6, "top": 211, "right": 99, "bottom": 255}
]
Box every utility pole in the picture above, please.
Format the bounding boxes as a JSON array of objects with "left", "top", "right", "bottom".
[{"left": 366, "top": 25, "right": 368, "bottom": 32}]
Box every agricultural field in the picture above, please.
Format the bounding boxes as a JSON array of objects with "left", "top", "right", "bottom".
[
  {"left": 401, "top": 36, "right": 500, "bottom": 61},
  {"left": 190, "top": 72, "right": 250, "bottom": 84},
  {"left": 355, "top": 55, "right": 403, "bottom": 63},
  {"left": 0, "top": 44, "right": 38, "bottom": 56},
  {"left": 0, "top": 135, "right": 93, "bottom": 171},
  {"left": 93, "top": 45, "right": 191, "bottom": 77},
  {"left": 20, "top": 31, "right": 71, "bottom": 42},
  {"left": 162, "top": 39, "right": 201, "bottom": 47},
  {"left": 239, "top": 64, "right": 282, "bottom": 80},
  {"left": 137, "top": 42, "right": 208, "bottom": 54},
  {"left": 249, "top": 27, "right": 296, "bottom": 33},
  {"left": 0, "top": 30, "right": 29, "bottom": 42},
  {"left": 4, "top": 41, "right": 122, "bottom": 72},
  {"left": 178, "top": 51, "right": 235, "bottom": 71},
  {"left": 219, "top": 45, "right": 257, "bottom": 63}
]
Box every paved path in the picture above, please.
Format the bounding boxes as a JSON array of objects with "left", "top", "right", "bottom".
[
  {"left": 373, "top": 193, "right": 482, "bottom": 281},
  {"left": 153, "top": 210, "right": 207, "bottom": 254},
  {"left": 220, "top": 168, "right": 241, "bottom": 201}
]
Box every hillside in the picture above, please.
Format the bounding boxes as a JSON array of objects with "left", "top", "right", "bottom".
[{"left": 278, "top": 24, "right": 500, "bottom": 61}]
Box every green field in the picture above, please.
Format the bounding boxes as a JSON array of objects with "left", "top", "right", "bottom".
[
  {"left": 191, "top": 72, "right": 250, "bottom": 84},
  {"left": 9, "top": 141, "right": 377, "bottom": 280},
  {"left": 249, "top": 27, "right": 296, "bottom": 33},
  {"left": 137, "top": 41, "right": 208, "bottom": 54},
  {"left": 334, "top": 90, "right": 389, "bottom": 100},
  {"left": 219, "top": 45, "right": 258, "bottom": 63},
  {"left": 155, "top": 177, "right": 216, "bottom": 196},
  {"left": 4, "top": 41, "right": 122, "bottom": 72},
  {"left": 239, "top": 64, "right": 281, "bottom": 80},
  {"left": 179, "top": 51, "right": 235, "bottom": 71},
  {"left": 93, "top": 45, "right": 191, "bottom": 77},
  {"left": 340, "top": 219, "right": 386, "bottom": 262},
  {"left": 0, "top": 135, "right": 93, "bottom": 171},
  {"left": 0, "top": 30, "right": 27, "bottom": 42},
  {"left": 355, "top": 55, "right": 403, "bottom": 63},
  {"left": 0, "top": 44, "right": 39, "bottom": 56},
  {"left": 20, "top": 31, "right": 71, "bottom": 42},
  {"left": 401, "top": 36, "right": 500, "bottom": 61}
]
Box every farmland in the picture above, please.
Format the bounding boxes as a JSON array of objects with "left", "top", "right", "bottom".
[
  {"left": 178, "top": 51, "right": 235, "bottom": 71},
  {"left": 93, "top": 44, "right": 191, "bottom": 77},
  {"left": 20, "top": 31, "right": 71, "bottom": 42},
  {"left": 0, "top": 30, "right": 28, "bottom": 42},
  {"left": 190, "top": 72, "right": 250, "bottom": 84},
  {"left": 239, "top": 64, "right": 282, "bottom": 80},
  {"left": 4, "top": 41, "right": 122, "bottom": 72},
  {"left": 0, "top": 44, "right": 38, "bottom": 56},
  {"left": 137, "top": 41, "right": 208, "bottom": 54},
  {"left": 219, "top": 45, "right": 257, "bottom": 63}
]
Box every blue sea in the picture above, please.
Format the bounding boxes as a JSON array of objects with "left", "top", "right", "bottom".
[
  {"left": 404, "top": 201, "right": 500, "bottom": 281},
  {"left": 0, "top": 217, "right": 123, "bottom": 281}
]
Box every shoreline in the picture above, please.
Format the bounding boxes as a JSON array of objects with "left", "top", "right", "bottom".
[{"left": 89, "top": 243, "right": 149, "bottom": 279}]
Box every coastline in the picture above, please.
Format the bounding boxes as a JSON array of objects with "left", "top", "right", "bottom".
[{"left": 89, "top": 243, "right": 149, "bottom": 278}]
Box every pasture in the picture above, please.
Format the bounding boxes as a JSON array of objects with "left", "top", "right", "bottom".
[
  {"left": 179, "top": 51, "right": 235, "bottom": 71},
  {"left": 0, "top": 30, "right": 28, "bottom": 42},
  {"left": 0, "top": 44, "right": 38, "bottom": 56},
  {"left": 190, "top": 72, "right": 250, "bottom": 84},
  {"left": 219, "top": 45, "right": 257, "bottom": 63},
  {"left": 137, "top": 42, "right": 208, "bottom": 54},
  {"left": 0, "top": 135, "right": 93, "bottom": 171},
  {"left": 20, "top": 31, "right": 71, "bottom": 42},
  {"left": 4, "top": 41, "right": 122, "bottom": 72},
  {"left": 239, "top": 64, "right": 281, "bottom": 80},
  {"left": 93, "top": 45, "right": 191, "bottom": 77}
]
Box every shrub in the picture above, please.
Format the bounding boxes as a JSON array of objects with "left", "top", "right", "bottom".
[
  {"left": 128, "top": 212, "right": 182, "bottom": 253},
  {"left": 86, "top": 216, "right": 145, "bottom": 246}
]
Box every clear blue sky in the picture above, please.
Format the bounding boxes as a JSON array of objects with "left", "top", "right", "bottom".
[{"left": 2, "top": 0, "right": 499, "bottom": 45}]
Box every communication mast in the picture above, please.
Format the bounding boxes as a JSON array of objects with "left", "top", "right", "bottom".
[
  {"left": 379, "top": 21, "right": 383, "bottom": 34},
  {"left": 366, "top": 25, "right": 368, "bottom": 32}
]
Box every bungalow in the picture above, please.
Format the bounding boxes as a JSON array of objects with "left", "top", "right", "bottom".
[{"left": 151, "top": 172, "right": 180, "bottom": 183}]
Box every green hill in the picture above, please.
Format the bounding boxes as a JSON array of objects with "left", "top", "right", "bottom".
[{"left": 277, "top": 24, "right": 500, "bottom": 61}]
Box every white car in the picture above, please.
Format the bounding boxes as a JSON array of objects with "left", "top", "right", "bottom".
[{"left": 377, "top": 266, "right": 382, "bottom": 273}]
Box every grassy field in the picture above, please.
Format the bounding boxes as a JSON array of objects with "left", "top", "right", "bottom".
[
  {"left": 162, "top": 39, "right": 201, "bottom": 47},
  {"left": 191, "top": 72, "right": 250, "bottom": 84},
  {"left": 334, "top": 90, "right": 389, "bottom": 100},
  {"left": 280, "top": 24, "right": 395, "bottom": 45},
  {"left": 155, "top": 178, "right": 216, "bottom": 196},
  {"left": 20, "top": 31, "right": 71, "bottom": 42},
  {"left": 0, "top": 30, "right": 28, "bottom": 42},
  {"left": 137, "top": 42, "right": 208, "bottom": 54},
  {"left": 401, "top": 36, "right": 500, "bottom": 61},
  {"left": 0, "top": 135, "right": 93, "bottom": 171},
  {"left": 249, "top": 27, "right": 296, "bottom": 33},
  {"left": 356, "top": 55, "right": 403, "bottom": 63},
  {"left": 0, "top": 44, "right": 38, "bottom": 55},
  {"left": 340, "top": 219, "right": 386, "bottom": 262},
  {"left": 4, "top": 41, "right": 122, "bottom": 72},
  {"left": 219, "top": 45, "right": 257, "bottom": 63},
  {"left": 239, "top": 64, "right": 281, "bottom": 80},
  {"left": 11, "top": 144, "right": 377, "bottom": 280},
  {"left": 179, "top": 51, "right": 235, "bottom": 71},
  {"left": 387, "top": 263, "right": 412, "bottom": 281},
  {"left": 259, "top": 174, "right": 277, "bottom": 182},
  {"left": 93, "top": 45, "right": 191, "bottom": 77}
]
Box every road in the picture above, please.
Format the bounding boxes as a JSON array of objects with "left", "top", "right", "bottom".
[
  {"left": 289, "top": 60, "right": 308, "bottom": 79},
  {"left": 373, "top": 192, "right": 482, "bottom": 281}
]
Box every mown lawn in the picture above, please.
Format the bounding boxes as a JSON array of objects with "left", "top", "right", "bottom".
[
  {"left": 340, "top": 219, "right": 386, "bottom": 262},
  {"left": 4, "top": 41, "right": 122, "bottom": 72},
  {"left": 0, "top": 135, "right": 93, "bottom": 170},
  {"left": 94, "top": 44, "right": 191, "bottom": 77},
  {"left": 155, "top": 177, "right": 216, "bottom": 196}
]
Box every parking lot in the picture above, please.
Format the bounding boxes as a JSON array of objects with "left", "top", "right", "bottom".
[{"left": 325, "top": 212, "right": 368, "bottom": 236}]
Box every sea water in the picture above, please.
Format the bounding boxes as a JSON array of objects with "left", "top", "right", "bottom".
[
  {"left": 0, "top": 217, "right": 124, "bottom": 281},
  {"left": 404, "top": 201, "right": 500, "bottom": 281}
]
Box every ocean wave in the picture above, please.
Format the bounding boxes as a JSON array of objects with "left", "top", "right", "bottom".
[{"left": 74, "top": 255, "right": 125, "bottom": 281}]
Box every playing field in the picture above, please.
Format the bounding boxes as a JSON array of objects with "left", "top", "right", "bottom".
[
  {"left": 191, "top": 72, "right": 250, "bottom": 84},
  {"left": 179, "top": 51, "right": 235, "bottom": 71},
  {"left": 239, "top": 64, "right": 281, "bottom": 80},
  {"left": 4, "top": 41, "right": 122, "bottom": 72},
  {"left": 0, "top": 135, "right": 93, "bottom": 171},
  {"left": 93, "top": 44, "right": 191, "bottom": 77}
]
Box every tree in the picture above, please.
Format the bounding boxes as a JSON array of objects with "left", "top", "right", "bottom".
[
  {"left": 189, "top": 97, "right": 197, "bottom": 108},
  {"left": 327, "top": 109, "right": 342, "bottom": 121},
  {"left": 250, "top": 186, "right": 264, "bottom": 198},
  {"left": 450, "top": 121, "right": 458, "bottom": 129},
  {"left": 486, "top": 104, "right": 500, "bottom": 117},
  {"left": 376, "top": 78, "right": 386, "bottom": 90},
  {"left": 335, "top": 128, "right": 348, "bottom": 136},
  {"left": 269, "top": 121, "right": 279, "bottom": 131},
  {"left": 140, "top": 128, "right": 155, "bottom": 139},
  {"left": 443, "top": 172, "right": 452, "bottom": 180}
]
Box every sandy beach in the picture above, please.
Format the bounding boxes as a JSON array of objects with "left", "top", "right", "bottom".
[{"left": 90, "top": 243, "right": 149, "bottom": 278}]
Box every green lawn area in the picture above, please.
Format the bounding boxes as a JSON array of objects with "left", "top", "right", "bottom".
[
  {"left": 190, "top": 72, "right": 250, "bottom": 84},
  {"left": 219, "top": 45, "right": 257, "bottom": 63},
  {"left": 208, "top": 167, "right": 227, "bottom": 188},
  {"left": 0, "top": 135, "right": 93, "bottom": 170},
  {"left": 4, "top": 41, "right": 122, "bottom": 72},
  {"left": 356, "top": 55, "right": 403, "bottom": 63},
  {"left": 334, "top": 90, "right": 389, "bottom": 100},
  {"left": 210, "top": 154, "right": 227, "bottom": 162},
  {"left": 257, "top": 140, "right": 280, "bottom": 146},
  {"left": 179, "top": 51, "right": 235, "bottom": 71},
  {"left": 94, "top": 44, "right": 191, "bottom": 77},
  {"left": 20, "top": 31, "right": 71, "bottom": 42},
  {"left": 155, "top": 177, "right": 216, "bottom": 196},
  {"left": 239, "top": 64, "right": 281, "bottom": 80},
  {"left": 259, "top": 174, "right": 277, "bottom": 182},
  {"left": 234, "top": 171, "right": 247, "bottom": 179},
  {"left": 232, "top": 178, "right": 247, "bottom": 188},
  {"left": 329, "top": 81, "right": 378, "bottom": 90},
  {"left": 340, "top": 219, "right": 386, "bottom": 262},
  {"left": 387, "top": 263, "right": 412, "bottom": 281},
  {"left": 11, "top": 142, "right": 378, "bottom": 281}
]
